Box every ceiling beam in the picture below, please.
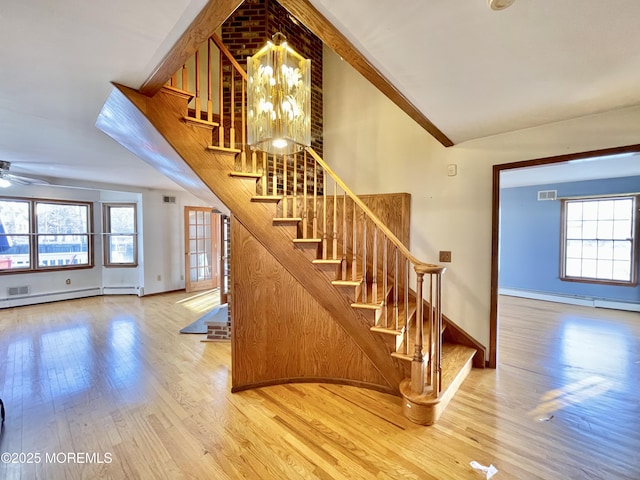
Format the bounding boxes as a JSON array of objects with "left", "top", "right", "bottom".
[
  {"left": 139, "top": 0, "right": 244, "bottom": 97},
  {"left": 276, "top": 0, "right": 454, "bottom": 147}
]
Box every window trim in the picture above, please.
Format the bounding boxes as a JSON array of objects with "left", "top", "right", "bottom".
[
  {"left": 102, "top": 203, "right": 138, "bottom": 268},
  {"left": 0, "top": 196, "right": 94, "bottom": 274},
  {"left": 560, "top": 194, "right": 639, "bottom": 286}
]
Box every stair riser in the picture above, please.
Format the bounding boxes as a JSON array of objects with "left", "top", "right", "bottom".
[
  {"left": 294, "top": 243, "right": 322, "bottom": 261},
  {"left": 272, "top": 224, "right": 300, "bottom": 237},
  {"left": 332, "top": 283, "right": 362, "bottom": 303},
  {"left": 314, "top": 263, "right": 342, "bottom": 281}
]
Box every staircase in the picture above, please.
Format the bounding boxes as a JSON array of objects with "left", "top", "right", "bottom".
[{"left": 97, "top": 33, "right": 481, "bottom": 425}]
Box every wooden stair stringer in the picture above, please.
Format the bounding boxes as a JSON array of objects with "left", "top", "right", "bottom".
[{"left": 104, "top": 83, "right": 405, "bottom": 394}]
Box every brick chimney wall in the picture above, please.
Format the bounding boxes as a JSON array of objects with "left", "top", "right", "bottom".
[{"left": 222, "top": 0, "right": 323, "bottom": 157}]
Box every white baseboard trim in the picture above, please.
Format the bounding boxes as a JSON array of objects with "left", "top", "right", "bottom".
[
  {"left": 0, "top": 287, "right": 102, "bottom": 309},
  {"left": 594, "top": 299, "right": 640, "bottom": 313},
  {"left": 102, "top": 286, "right": 140, "bottom": 295},
  {"left": 499, "top": 288, "right": 640, "bottom": 312}
]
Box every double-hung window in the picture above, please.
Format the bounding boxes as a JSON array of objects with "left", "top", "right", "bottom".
[
  {"left": 103, "top": 203, "right": 137, "bottom": 266},
  {"left": 0, "top": 198, "right": 93, "bottom": 272},
  {"left": 561, "top": 195, "right": 638, "bottom": 285}
]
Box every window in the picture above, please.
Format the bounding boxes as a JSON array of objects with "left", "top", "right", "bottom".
[
  {"left": 103, "top": 203, "right": 137, "bottom": 266},
  {"left": 561, "top": 195, "right": 638, "bottom": 285},
  {"left": 0, "top": 198, "right": 93, "bottom": 273}
]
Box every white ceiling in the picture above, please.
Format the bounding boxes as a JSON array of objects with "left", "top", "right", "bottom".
[
  {"left": 500, "top": 152, "right": 640, "bottom": 188},
  {"left": 0, "top": 0, "right": 207, "bottom": 191},
  {"left": 308, "top": 0, "right": 640, "bottom": 144},
  {"left": 1, "top": 0, "right": 639, "bottom": 191}
]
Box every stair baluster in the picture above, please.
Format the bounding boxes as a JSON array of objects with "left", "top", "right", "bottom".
[
  {"left": 342, "top": 193, "right": 347, "bottom": 280},
  {"left": 207, "top": 41, "right": 212, "bottom": 123},
  {"left": 282, "top": 155, "right": 288, "bottom": 218},
  {"left": 332, "top": 179, "right": 338, "bottom": 260},
  {"left": 302, "top": 152, "right": 308, "bottom": 238}
]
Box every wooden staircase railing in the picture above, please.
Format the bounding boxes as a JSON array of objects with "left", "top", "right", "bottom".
[
  {"left": 166, "top": 33, "right": 247, "bottom": 159},
  {"left": 167, "top": 32, "right": 448, "bottom": 400}
]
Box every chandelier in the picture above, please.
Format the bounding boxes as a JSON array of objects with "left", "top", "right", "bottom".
[{"left": 247, "top": 32, "right": 311, "bottom": 155}]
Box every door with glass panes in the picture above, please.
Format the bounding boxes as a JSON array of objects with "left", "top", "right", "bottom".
[{"left": 184, "top": 207, "right": 219, "bottom": 292}]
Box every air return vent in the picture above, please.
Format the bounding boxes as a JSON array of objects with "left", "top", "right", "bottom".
[
  {"left": 8, "top": 285, "right": 30, "bottom": 296},
  {"left": 163, "top": 196, "right": 176, "bottom": 204},
  {"left": 537, "top": 190, "right": 557, "bottom": 201}
]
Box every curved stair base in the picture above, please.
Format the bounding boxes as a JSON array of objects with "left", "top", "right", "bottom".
[{"left": 400, "top": 343, "right": 476, "bottom": 425}]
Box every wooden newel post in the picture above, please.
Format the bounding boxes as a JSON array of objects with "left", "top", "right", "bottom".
[
  {"left": 411, "top": 270, "right": 425, "bottom": 394},
  {"left": 413, "top": 263, "right": 446, "bottom": 397}
]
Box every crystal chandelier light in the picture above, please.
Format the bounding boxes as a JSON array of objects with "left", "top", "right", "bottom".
[{"left": 247, "top": 32, "right": 311, "bottom": 155}]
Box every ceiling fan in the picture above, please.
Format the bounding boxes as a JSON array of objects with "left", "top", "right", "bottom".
[{"left": 0, "top": 161, "right": 49, "bottom": 188}]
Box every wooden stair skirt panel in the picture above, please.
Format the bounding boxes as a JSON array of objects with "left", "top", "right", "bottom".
[
  {"left": 400, "top": 344, "right": 476, "bottom": 425},
  {"left": 230, "top": 219, "right": 395, "bottom": 392}
]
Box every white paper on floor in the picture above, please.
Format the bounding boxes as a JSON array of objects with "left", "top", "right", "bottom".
[{"left": 470, "top": 461, "right": 498, "bottom": 479}]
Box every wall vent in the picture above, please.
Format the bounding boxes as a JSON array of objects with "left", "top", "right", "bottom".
[
  {"left": 163, "top": 196, "right": 176, "bottom": 204},
  {"left": 8, "top": 285, "right": 30, "bottom": 296},
  {"left": 537, "top": 190, "right": 557, "bottom": 201}
]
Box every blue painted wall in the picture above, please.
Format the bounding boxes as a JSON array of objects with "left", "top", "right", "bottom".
[{"left": 499, "top": 175, "right": 640, "bottom": 304}]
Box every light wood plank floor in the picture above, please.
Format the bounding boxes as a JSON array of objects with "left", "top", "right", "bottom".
[{"left": 1, "top": 292, "right": 639, "bottom": 479}]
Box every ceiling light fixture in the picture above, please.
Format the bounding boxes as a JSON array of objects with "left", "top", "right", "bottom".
[
  {"left": 488, "top": 0, "right": 515, "bottom": 10},
  {"left": 247, "top": 32, "right": 311, "bottom": 155},
  {"left": 0, "top": 177, "right": 10, "bottom": 188}
]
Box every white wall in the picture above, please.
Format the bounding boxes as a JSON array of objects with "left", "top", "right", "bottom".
[
  {"left": 1, "top": 182, "right": 213, "bottom": 307},
  {"left": 140, "top": 189, "right": 212, "bottom": 295},
  {"left": 323, "top": 46, "right": 640, "bottom": 351}
]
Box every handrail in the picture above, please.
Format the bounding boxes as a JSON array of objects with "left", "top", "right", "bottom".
[
  {"left": 210, "top": 33, "right": 247, "bottom": 81},
  {"left": 308, "top": 147, "right": 443, "bottom": 275}
]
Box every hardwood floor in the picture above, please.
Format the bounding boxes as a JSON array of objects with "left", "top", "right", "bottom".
[{"left": 0, "top": 292, "right": 638, "bottom": 479}]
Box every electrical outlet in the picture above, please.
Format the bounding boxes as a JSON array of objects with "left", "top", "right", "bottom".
[
  {"left": 65, "top": 278, "right": 71, "bottom": 285},
  {"left": 439, "top": 251, "right": 452, "bottom": 263}
]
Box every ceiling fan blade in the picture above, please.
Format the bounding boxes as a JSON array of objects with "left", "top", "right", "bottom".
[{"left": 6, "top": 173, "right": 49, "bottom": 186}]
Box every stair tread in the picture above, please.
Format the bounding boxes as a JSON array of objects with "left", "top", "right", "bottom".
[
  {"left": 332, "top": 279, "right": 362, "bottom": 286},
  {"left": 293, "top": 238, "right": 321, "bottom": 243},
  {"left": 183, "top": 116, "right": 220, "bottom": 128},
  {"left": 391, "top": 351, "right": 413, "bottom": 361},
  {"left": 230, "top": 171, "right": 262, "bottom": 179},
  {"left": 251, "top": 195, "right": 282, "bottom": 202},
  {"left": 207, "top": 145, "right": 242, "bottom": 154},
  {"left": 273, "top": 217, "right": 302, "bottom": 223},
  {"left": 370, "top": 325, "right": 403, "bottom": 336},
  {"left": 439, "top": 344, "right": 476, "bottom": 391},
  {"left": 352, "top": 301, "right": 384, "bottom": 310},
  {"left": 312, "top": 259, "right": 342, "bottom": 265}
]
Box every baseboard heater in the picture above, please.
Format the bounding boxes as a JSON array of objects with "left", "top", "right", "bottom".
[
  {"left": 499, "top": 288, "right": 640, "bottom": 313},
  {"left": 102, "top": 286, "right": 141, "bottom": 296},
  {"left": 0, "top": 287, "right": 102, "bottom": 309}
]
